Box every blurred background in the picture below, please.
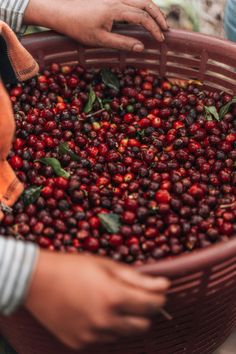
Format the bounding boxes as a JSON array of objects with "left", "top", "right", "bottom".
[{"left": 156, "top": 0, "right": 226, "bottom": 37}]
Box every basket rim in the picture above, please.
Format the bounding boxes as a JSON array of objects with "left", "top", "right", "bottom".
[
  {"left": 21, "top": 27, "right": 236, "bottom": 278},
  {"left": 138, "top": 238, "right": 236, "bottom": 277},
  {"left": 22, "top": 25, "right": 236, "bottom": 57}
]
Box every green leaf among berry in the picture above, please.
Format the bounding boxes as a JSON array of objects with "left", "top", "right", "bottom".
[
  {"left": 98, "top": 213, "right": 120, "bottom": 234},
  {"left": 204, "top": 106, "right": 220, "bottom": 121},
  {"left": 136, "top": 129, "right": 146, "bottom": 141},
  {"left": 36, "top": 158, "right": 70, "bottom": 179},
  {"left": 59, "top": 142, "right": 80, "bottom": 162},
  {"left": 84, "top": 86, "right": 97, "bottom": 114},
  {"left": 23, "top": 186, "right": 42, "bottom": 206},
  {"left": 219, "top": 96, "right": 236, "bottom": 119},
  {"left": 101, "top": 68, "right": 120, "bottom": 92}
]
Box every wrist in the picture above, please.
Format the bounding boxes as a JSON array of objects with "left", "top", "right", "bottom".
[
  {"left": 23, "top": 0, "right": 84, "bottom": 41},
  {"left": 24, "top": 250, "right": 55, "bottom": 312}
]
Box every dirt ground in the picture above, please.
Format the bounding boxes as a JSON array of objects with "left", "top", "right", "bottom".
[
  {"left": 199, "top": 0, "right": 227, "bottom": 37},
  {"left": 165, "top": 0, "right": 227, "bottom": 37}
]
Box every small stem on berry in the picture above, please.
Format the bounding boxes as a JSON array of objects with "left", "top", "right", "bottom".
[
  {"left": 220, "top": 202, "right": 236, "bottom": 209},
  {"left": 86, "top": 109, "right": 105, "bottom": 118},
  {"left": 159, "top": 308, "right": 173, "bottom": 321}
]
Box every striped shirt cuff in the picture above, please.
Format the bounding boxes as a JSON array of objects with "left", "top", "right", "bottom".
[
  {"left": 0, "top": 0, "right": 30, "bottom": 34},
  {"left": 0, "top": 237, "right": 39, "bottom": 316}
]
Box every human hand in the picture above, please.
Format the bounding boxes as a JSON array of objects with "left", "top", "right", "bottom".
[
  {"left": 24, "top": 0, "right": 168, "bottom": 52},
  {"left": 25, "top": 251, "right": 170, "bottom": 350}
]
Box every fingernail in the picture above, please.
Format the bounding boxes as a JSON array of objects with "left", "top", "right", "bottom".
[
  {"left": 133, "top": 43, "right": 144, "bottom": 52},
  {"left": 161, "top": 33, "right": 165, "bottom": 42}
]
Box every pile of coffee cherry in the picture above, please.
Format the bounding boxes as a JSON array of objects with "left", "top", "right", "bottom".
[{"left": 1, "top": 63, "right": 235, "bottom": 264}]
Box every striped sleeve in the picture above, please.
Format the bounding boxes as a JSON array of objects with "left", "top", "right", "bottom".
[
  {"left": 0, "top": 237, "right": 38, "bottom": 316},
  {"left": 0, "top": 0, "right": 30, "bottom": 34}
]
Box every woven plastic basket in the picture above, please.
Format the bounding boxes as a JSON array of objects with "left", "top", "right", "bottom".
[{"left": 0, "top": 26, "right": 236, "bottom": 354}]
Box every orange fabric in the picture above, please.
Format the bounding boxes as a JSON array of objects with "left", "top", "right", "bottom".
[
  {"left": 0, "top": 21, "right": 39, "bottom": 220},
  {"left": 0, "top": 20, "right": 39, "bottom": 81}
]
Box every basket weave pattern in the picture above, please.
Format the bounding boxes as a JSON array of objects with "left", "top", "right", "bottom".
[{"left": 0, "top": 26, "right": 236, "bottom": 354}]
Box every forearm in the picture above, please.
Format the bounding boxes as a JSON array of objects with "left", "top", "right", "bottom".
[
  {"left": 23, "top": 0, "right": 63, "bottom": 29},
  {"left": 0, "top": 236, "right": 38, "bottom": 315},
  {"left": 0, "top": 0, "right": 30, "bottom": 33},
  {"left": 23, "top": 0, "right": 82, "bottom": 43}
]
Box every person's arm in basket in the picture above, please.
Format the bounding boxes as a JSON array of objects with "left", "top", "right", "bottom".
[
  {"left": 25, "top": 251, "right": 170, "bottom": 350},
  {"left": 0, "top": 234, "right": 170, "bottom": 350},
  {"left": 23, "top": 0, "right": 168, "bottom": 51},
  {"left": 0, "top": 228, "right": 170, "bottom": 351}
]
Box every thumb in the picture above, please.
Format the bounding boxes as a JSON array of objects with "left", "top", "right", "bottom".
[{"left": 98, "top": 31, "right": 144, "bottom": 52}]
